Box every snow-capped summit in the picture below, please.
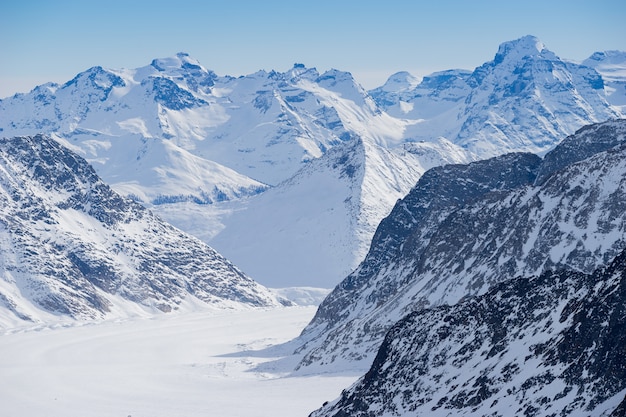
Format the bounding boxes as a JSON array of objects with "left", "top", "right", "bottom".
[
  {"left": 372, "top": 35, "right": 622, "bottom": 157},
  {"left": 583, "top": 50, "right": 626, "bottom": 71},
  {"left": 492, "top": 34, "right": 551, "bottom": 64},
  {"left": 583, "top": 50, "right": 626, "bottom": 112},
  {"left": 378, "top": 71, "right": 421, "bottom": 93},
  {"left": 151, "top": 52, "right": 204, "bottom": 71},
  {"left": 0, "top": 55, "right": 392, "bottom": 202},
  {"left": 282, "top": 62, "right": 320, "bottom": 83}
]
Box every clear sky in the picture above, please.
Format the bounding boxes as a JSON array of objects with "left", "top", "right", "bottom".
[{"left": 2, "top": 0, "right": 625, "bottom": 98}]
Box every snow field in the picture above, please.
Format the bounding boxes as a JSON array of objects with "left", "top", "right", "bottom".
[{"left": 0, "top": 306, "right": 358, "bottom": 417}]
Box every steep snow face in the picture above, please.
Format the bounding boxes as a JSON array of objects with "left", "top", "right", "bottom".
[
  {"left": 370, "top": 69, "right": 472, "bottom": 120},
  {"left": 296, "top": 120, "right": 626, "bottom": 372},
  {"left": 583, "top": 50, "right": 626, "bottom": 112},
  {"left": 311, "top": 249, "right": 626, "bottom": 417},
  {"left": 0, "top": 135, "right": 284, "bottom": 328},
  {"left": 371, "top": 35, "right": 623, "bottom": 156},
  {"left": 205, "top": 136, "right": 472, "bottom": 288}
]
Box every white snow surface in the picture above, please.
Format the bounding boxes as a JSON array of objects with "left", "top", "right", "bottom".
[
  {"left": 582, "top": 50, "right": 626, "bottom": 111},
  {"left": 0, "top": 306, "right": 359, "bottom": 417}
]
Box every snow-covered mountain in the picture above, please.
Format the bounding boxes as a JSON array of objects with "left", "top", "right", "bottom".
[
  {"left": 0, "top": 54, "right": 421, "bottom": 288},
  {"left": 0, "top": 55, "right": 403, "bottom": 202},
  {"left": 0, "top": 37, "right": 624, "bottom": 290},
  {"left": 295, "top": 119, "right": 626, "bottom": 372},
  {"left": 370, "top": 35, "right": 622, "bottom": 156},
  {"left": 0, "top": 134, "right": 285, "bottom": 328},
  {"left": 310, "top": 247, "right": 626, "bottom": 417}
]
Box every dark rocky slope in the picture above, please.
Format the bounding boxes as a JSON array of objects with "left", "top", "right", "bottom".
[
  {"left": 311, "top": 248, "right": 626, "bottom": 417},
  {"left": 0, "top": 134, "right": 284, "bottom": 326}
]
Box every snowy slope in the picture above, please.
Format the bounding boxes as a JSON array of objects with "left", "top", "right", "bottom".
[
  {"left": 205, "top": 136, "right": 471, "bottom": 288},
  {"left": 295, "top": 119, "right": 626, "bottom": 371},
  {"left": 0, "top": 55, "right": 398, "bottom": 201},
  {"left": 0, "top": 134, "right": 285, "bottom": 328},
  {"left": 583, "top": 50, "right": 626, "bottom": 112},
  {"left": 0, "top": 57, "right": 269, "bottom": 205},
  {"left": 311, "top": 249, "right": 626, "bottom": 417},
  {"left": 0, "top": 306, "right": 360, "bottom": 417}
]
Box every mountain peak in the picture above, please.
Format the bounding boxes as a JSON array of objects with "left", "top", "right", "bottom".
[
  {"left": 493, "top": 35, "right": 550, "bottom": 64},
  {"left": 380, "top": 71, "right": 420, "bottom": 93},
  {"left": 583, "top": 50, "right": 626, "bottom": 82},
  {"left": 150, "top": 52, "right": 206, "bottom": 72},
  {"left": 585, "top": 50, "right": 626, "bottom": 65}
]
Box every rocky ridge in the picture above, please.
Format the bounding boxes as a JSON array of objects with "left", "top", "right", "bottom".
[
  {"left": 296, "top": 119, "right": 626, "bottom": 371},
  {"left": 0, "top": 134, "right": 285, "bottom": 328}
]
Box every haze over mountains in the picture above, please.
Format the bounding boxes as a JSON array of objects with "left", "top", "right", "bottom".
[{"left": 1, "top": 35, "right": 624, "bottom": 289}]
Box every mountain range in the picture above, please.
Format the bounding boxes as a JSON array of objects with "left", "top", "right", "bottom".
[{"left": 1, "top": 35, "right": 624, "bottom": 288}]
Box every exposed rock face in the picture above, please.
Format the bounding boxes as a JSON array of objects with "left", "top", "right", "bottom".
[
  {"left": 0, "top": 134, "right": 284, "bottom": 326},
  {"left": 311, "top": 248, "right": 626, "bottom": 417}
]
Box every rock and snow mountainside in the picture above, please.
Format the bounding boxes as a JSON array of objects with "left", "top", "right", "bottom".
[
  {"left": 296, "top": 119, "right": 626, "bottom": 372},
  {"left": 0, "top": 37, "right": 624, "bottom": 289},
  {"left": 311, "top": 248, "right": 626, "bottom": 417},
  {"left": 0, "top": 134, "right": 284, "bottom": 328},
  {"left": 370, "top": 35, "right": 622, "bottom": 156},
  {"left": 0, "top": 55, "right": 421, "bottom": 288},
  {"left": 209, "top": 137, "right": 471, "bottom": 287}
]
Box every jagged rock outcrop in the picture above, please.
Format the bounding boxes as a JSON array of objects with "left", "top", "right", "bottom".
[{"left": 311, "top": 248, "right": 626, "bottom": 417}]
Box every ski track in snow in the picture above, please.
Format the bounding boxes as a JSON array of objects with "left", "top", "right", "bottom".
[{"left": 0, "top": 306, "right": 358, "bottom": 417}]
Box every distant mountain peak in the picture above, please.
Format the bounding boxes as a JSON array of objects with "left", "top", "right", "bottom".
[
  {"left": 585, "top": 50, "right": 626, "bottom": 64},
  {"left": 148, "top": 52, "right": 217, "bottom": 90},
  {"left": 291, "top": 64, "right": 320, "bottom": 81},
  {"left": 150, "top": 52, "right": 205, "bottom": 72},
  {"left": 493, "top": 35, "right": 553, "bottom": 64},
  {"left": 379, "top": 71, "right": 420, "bottom": 93}
]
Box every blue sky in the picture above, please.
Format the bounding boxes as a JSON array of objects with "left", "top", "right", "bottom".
[{"left": 1, "top": 0, "right": 625, "bottom": 98}]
